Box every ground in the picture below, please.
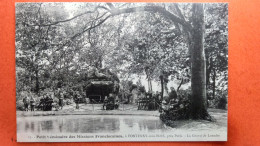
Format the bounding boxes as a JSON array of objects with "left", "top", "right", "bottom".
[{"left": 17, "top": 103, "right": 227, "bottom": 133}]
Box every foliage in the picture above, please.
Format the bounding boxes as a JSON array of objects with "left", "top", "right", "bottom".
[
  {"left": 204, "top": 4, "right": 228, "bottom": 102},
  {"left": 15, "top": 3, "right": 228, "bottom": 113}
]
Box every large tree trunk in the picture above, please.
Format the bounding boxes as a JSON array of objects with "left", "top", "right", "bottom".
[{"left": 190, "top": 4, "right": 210, "bottom": 120}]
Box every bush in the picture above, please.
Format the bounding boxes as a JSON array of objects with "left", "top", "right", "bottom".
[
  {"left": 16, "top": 100, "right": 24, "bottom": 111},
  {"left": 217, "top": 97, "right": 227, "bottom": 109}
]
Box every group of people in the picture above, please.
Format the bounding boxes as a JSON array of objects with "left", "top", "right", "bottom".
[
  {"left": 38, "top": 93, "right": 55, "bottom": 111},
  {"left": 21, "top": 86, "right": 190, "bottom": 112},
  {"left": 22, "top": 91, "right": 64, "bottom": 111},
  {"left": 137, "top": 93, "right": 160, "bottom": 110},
  {"left": 160, "top": 87, "right": 191, "bottom": 120},
  {"left": 103, "top": 93, "right": 120, "bottom": 110},
  {"left": 22, "top": 96, "right": 35, "bottom": 111},
  {"left": 135, "top": 87, "right": 191, "bottom": 112},
  {"left": 21, "top": 88, "right": 103, "bottom": 111}
]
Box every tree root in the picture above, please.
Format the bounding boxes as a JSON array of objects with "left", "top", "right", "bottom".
[
  {"left": 202, "top": 112, "right": 216, "bottom": 122},
  {"left": 160, "top": 108, "right": 216, "bottom": 128},
  {"left": 191, "top": 108, "right": 216, "bottom": 122}
]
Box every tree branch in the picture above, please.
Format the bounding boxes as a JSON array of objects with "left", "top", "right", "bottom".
[
  {"left": 27, "top": 6, "right": 109, "bottom": 27},
  {"left": 174, "top": 4, "right": 186, "bottom": 21},
  {"left": 106, "top": 3, "right": 115, "bottom": 10},
  {"left": 110, "top": 6, "right": 192, "bottom": 31},
  {"left": 54, "top": 15, "right": 111, "bottom": 53},
  {"left": 177, "top": 78, "right": 184, "bottom": 92}
]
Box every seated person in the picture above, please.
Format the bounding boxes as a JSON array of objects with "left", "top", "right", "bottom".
[
  {"left": 108, "top": 93, "right": 115, "bottom": 104},
  {"left": 115, "top": 100, "right": 119, "bottom": 109},
  {"left": 169, "top": 98, "right": 179, "bottom": 109}
]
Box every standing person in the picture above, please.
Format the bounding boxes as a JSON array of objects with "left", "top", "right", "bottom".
[
  {"left": 103, "top": 96, "right": 108, "bottom": 110},
  {"left": 58, "top": 92, "right": 64, "bottom": 110},
  {"left": 148, "top": 94, "right": 155, "bottom": 110},
  {"left": 75, "top": 92, "right": 79, "bottom": 109},
  {"left": 23, "top": 96, "right": 29, "bottom": 111},
  {"left": 30, "top": 96, "right": 35, "bottom": 111}
]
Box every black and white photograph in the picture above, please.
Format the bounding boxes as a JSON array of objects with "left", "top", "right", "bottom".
[{"left": 15, "top": 2, "right": 228, "bottom": 142}]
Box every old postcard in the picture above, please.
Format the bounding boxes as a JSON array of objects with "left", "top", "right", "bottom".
[{"left": 16, "top": 2, "right": 228, "bottom": 142}]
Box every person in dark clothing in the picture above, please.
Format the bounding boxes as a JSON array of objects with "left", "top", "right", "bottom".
[
  {"left": 58, "top": 92, "right": 64, "bottom": 110},
  {"left": 30, "top": 96, "right": 35, "bottom": 111},
  {"left": 168, "top": 87, "right": 177, "bottom": 103},
  {"left": 106, "top": 93, "right": 115, "bottom": 110},
  {"left": 115, "top": 99, "right": 119, "bottom": 109},
  {"left": 74, "top": 92, "right": 80, "bottom": 109},
  {"left": 38, "top": 95, "right": 45, "bottom": 111},
  {"left": 218, "top": 96, "right": 227, "bottom": 109},
  {"left": 23, "top": 96, "right": 29, "bottom": 111},
  {"left": 43, "top": 94, "right": 53, "bottom": 111},
  {"left": 148, "top": 95, "right": 156, "bottom": 110},
  {"left": 44, "top": 94, "right": 49, "bottom": 111}
]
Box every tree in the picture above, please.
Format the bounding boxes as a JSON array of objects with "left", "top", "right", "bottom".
[
  {"left": 16, "top": 3, "right": 60, "bottom": 93},
  {"left": 103, "top": 3, "right": 210, "bottom": 119},
  {"left": 188, "top": 4, "right": 209, "bottom": 119},
  {"left": 204, "top": 4, "right": 228, "bottom": 103},
  {"left": 16, "top": 3, "right": 228, "bottom": 120}
]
